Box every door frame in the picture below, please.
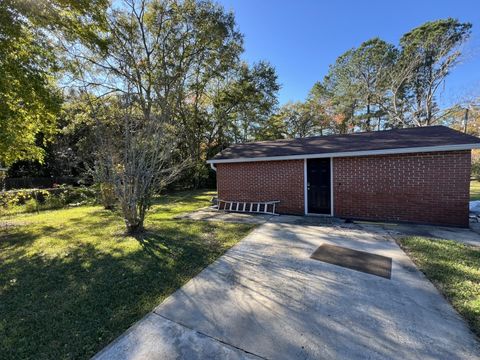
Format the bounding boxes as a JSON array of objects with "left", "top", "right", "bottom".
[{"left": 304, "top": 158, "right": 333, "bottom": 216}]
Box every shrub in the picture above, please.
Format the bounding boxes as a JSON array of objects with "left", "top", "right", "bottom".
[
  {"left": 0, "top": 189, "right": 49, "bottom": 208},
  {"left": 43, "top": 195, "right": 66, "bottom": 210},
  {"left": 99, "top": 183, "right": 116, "bottom": 210},
  {"left": 24, "top": 199, "right": 40, "bottom": 213},
  {"left": 0, "top": 186, "right": 97, "bottom": 214}
]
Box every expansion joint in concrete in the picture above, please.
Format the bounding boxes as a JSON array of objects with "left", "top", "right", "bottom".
[{"left": 152, "top": 312, "right": 268, "bottom": 360}]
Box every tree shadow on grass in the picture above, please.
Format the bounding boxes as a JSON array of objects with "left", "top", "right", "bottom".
[
  {"left": 132, "top": 220, "right": 233, "bottom": 264},
  {"left": 0, "top": 220, "right": 239, "bottom": 360},
  {"left": 134, "top": 229, "right": 177, "bottom": 259},
  {"left": 0, "top": 227, "right": 38, "bottom": 247}
]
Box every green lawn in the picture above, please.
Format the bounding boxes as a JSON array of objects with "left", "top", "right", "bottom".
[
  {"left": 0, "top": 190, "right": 255, "bottom": 360},
  {"left": 471, "top": 180, "right": 480, "bottom": 201},
  {"left": 398, "top": 236, "right": 480, "bottom": 337}
]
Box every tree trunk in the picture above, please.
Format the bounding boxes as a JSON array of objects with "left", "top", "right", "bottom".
[
  {"left": 464, "top": 108, "right": 469, "bottom": 133},
  {"left": 366, "top": 97, "right": 371, "bottom": 131},
  {"left": 123, "top": 202, "right": 146, "bottom": 235},
  {"left": 125, "top": 218, "right": 144, "bottom": 235},
  {"left": 127, "top": 221, "right": 144, "bottom": 235}
]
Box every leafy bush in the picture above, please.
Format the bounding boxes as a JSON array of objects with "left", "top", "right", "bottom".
[
  {"left": 43, "top": 195, "right": 65, "bottom": 210},
  {"left": 99, "top": 183, "right": 116, "bottom": 210},
  {"left": 0, "top": 189, "right": 51, "bottom": 208},
  {"left": 0, "top": 185, "right": 97, "bottom": 215},
  {"left": 24, "top": 199, "right": 40, "bottom": 213},
  {"left": 55, "top": 184, "right": 97, "bottom": 206}
]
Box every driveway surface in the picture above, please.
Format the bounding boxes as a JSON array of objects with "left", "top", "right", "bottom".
[{"left": 93, "top": 220, "right": 480, "bottom": 360}]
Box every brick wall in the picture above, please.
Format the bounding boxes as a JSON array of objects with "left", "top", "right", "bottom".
[
  {"left": 215, "top": 150, "right": 471, "bottom": 226},
  {"left": 216, "top": 160, "right": 304, "bottom": 214},
  {"left": 333, "top": 151, "right": 471, "bottom": 227}
]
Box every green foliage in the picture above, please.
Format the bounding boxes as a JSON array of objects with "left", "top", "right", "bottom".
[
  {"left": 0, "top": 186, "right": 97, "bottom": 215},
  {"left": 259, "top": 101, "right": 327, "bottom": 139},
  {"left": 24, "top": 198, "right": 40, "bottom": 213},
  {"left": 399, "top": 19, "right": 472, "bottom": 125},
  {"left": 0, "top": 0, "right": 109, "bottom": 166},
  {"left": 294, "top": 18, "right": 473, "bottom": 135},
  {"left": 442, "top": 98, "right": 480, "bottom": 136},
  {"left": 400, "top": 18, "right": 471, "bottom": 58},
  {"left": 15, "top": 0, "right": 109, "bottom": 46},
  {"left": 212, "top": 61, "right": 280, "bottom": 143},
  {"left": 53, "top": 0, "right": 280, "bottom": 232},
  {"left": 256, "top": 112, "right": 288, "bottom": 140},
  {"left": 0, "top": 0, "right": 61, "bottom": 165},
  {"left": 2, "top": 0, "right": 279, "bottom": 190},
  {"left": 0, "top": 189, "right": 49, "bottom": 208},
  {"left": 99, "top": 182, "right": 117, "bottom": 210},
  {"left": 344, "top": 38, "right": 396, "bottom": 130}
]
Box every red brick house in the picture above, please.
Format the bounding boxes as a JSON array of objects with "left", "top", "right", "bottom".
[{"left": 207, "top": 126, "right": 480, "bottom": 227}]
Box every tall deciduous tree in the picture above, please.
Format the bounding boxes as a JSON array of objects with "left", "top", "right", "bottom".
[
  {"left": 70, "top": 0, "right": 249, "bottom": 233},
  {"left": 443, "top": 96, "right": 480, "bottom": 136},
  {"left": 211, "top": 62, "right": 279, "bottom": 143},
  {"left": 311, "top": 39, "right": 396, "bottom": 133},
  {"left": 0, "top": 0, "right": 60, "bottom": 165},
  {"left": 0, "top": 0, "right": 108, "bottom": 166},
  {"left": 349, "top": 38, "right": 396, "bottom": 131},
  {"left": 303, "top": 18, "right": 472, "bottom": 134},
  {"left": 277, "top": 102, "right": 324, "bottom": 138},
  {"left": 318, "top": 50, "right": 360, "bottom": 133},
  {"left": 399, "top": 18, "right": 472, "bottom": 126},
  {"left": 177, "top": 60, "right": 279, "bottom": 187}
]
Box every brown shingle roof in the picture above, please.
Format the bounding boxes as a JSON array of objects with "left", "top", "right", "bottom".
[{"left": 209, "top": 126, "right": 480, "bottom": 162}]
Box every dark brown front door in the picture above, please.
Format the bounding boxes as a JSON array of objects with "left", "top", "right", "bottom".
[{"left": 307, "top": 158, "right": 331, "bottom": 214}]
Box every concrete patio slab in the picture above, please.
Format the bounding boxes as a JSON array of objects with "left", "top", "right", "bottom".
[
  {"left": 94, "top": 221, "right": 480, "bottom": 360},
  {"left": 356, "top": 221, "right": 480, "bottom": 247},
  {"left": 177, "top": 208, "right": 344, "bottom": 226}
]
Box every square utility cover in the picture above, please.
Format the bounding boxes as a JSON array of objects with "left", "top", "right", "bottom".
[{"left": 310, "top": 244, "right": 392, "bottom": 279}]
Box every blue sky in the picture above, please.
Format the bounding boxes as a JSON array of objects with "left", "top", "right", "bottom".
[{"left": 217, "top": 0, "right": 480, "bottom": 107}]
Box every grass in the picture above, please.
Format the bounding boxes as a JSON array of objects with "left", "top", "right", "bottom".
[
  {"left": 471, "top": 180, "right": 480, "bottom": 201},
  {"left": 0, "top": 190, "right": 255, "bottom": 360},
  {"left": 398, "top": 236, "right": 480, "bottom": 337}
]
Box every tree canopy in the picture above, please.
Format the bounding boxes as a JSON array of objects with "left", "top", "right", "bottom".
[
  {"left": 0, "top": 0, "right": 108, "bottom": 166},
  {"left": 0, "top": 0, "right": 60, "bottom": 165},
  {"left": 56, "top": 0, "right": 280, "bottom": 231},
  {"left": 264, "top": 18, "right": 472, "bottom": 138}
]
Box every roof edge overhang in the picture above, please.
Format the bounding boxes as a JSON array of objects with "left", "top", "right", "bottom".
[{"left": 207, "top": 143, "right": 480, "bottom": 164}]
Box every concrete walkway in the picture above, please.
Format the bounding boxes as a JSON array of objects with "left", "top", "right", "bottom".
[{"left": 93, "top": 220, "right": 480, "bottom": 360}]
